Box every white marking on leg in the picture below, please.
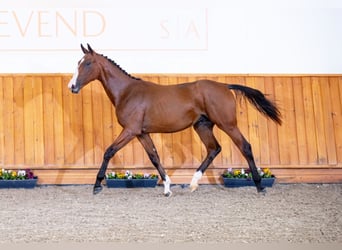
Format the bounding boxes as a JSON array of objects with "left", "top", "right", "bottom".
[
  {"left": 190, "top": 171, "right": 202, "bottom": 192},
  {"left": 68, "top": 67, "right": 79, "bottom": 90},
  {"left": 163, "top": 175, "right": 172, "bottom": 196}
]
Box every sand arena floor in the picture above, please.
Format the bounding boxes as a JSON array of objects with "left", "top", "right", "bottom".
[{"left": 0, "top": 183, "right": 341, "bottom": 243}]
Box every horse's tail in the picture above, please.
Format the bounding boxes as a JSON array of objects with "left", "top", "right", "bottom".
[{"left": 228, "top": 84, "right": 282, "bottom": 125}]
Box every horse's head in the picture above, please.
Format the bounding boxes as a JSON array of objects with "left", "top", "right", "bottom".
[{"left": 68, "top": 44, "right": 101, "bottom": 94}]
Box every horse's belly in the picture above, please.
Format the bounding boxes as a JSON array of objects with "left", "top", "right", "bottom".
[{"left": 143, "top": 111, "right": 197, "bottom": 133}]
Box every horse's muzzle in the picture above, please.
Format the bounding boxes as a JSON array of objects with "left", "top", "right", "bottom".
[{"left": 70, "top": 86, "right": 80, "bottom": 94}]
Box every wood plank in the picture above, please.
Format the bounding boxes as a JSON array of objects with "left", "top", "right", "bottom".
[
  {"left": 32, "top": 77, "right": 44, "bottom": 165},
  {"left": 302, "top": 77, "right": 319, "bottom": 164},
  {"left": 311, "top": 77, "right": 328, "bottom": 164},
  {"left": 292, "top": 77, "right": 308, "bottom": 164},
  {"left": 274, "top": 77, "right": 291, "bottom": 164},
  {"left": 319, "top": 77, "right": 337, "bottom": 164},
  {"left": 284, "top": 77, "right": 298, "bottom": 164},
  {"left": 52, "top": 76, "right": 65, "bottom": 165},
  {"left": 42, "top": 76, "right": 55, "bottom": 164},
  {"left": 329, "top": 77, "right": 342, "bottom": 162},
  {"left": 62, "top": 76, "right": 76, "bottom": 165},
  {"left": 81, "top": 86, "right": 95, "bottom": 165},
  {"left": 23, "top": 76, "right": 35, "bottom": 165},
  {"left": 272, "top": 168, "right": 342, "bottom": 183},
  {"left": 3, "top": 77, "right": 15, "bottom": 165},
  {"left": 13, "top": 76, "right": 24, "bottom": 165}
]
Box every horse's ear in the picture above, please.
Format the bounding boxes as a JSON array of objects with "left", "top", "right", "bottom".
[
  {"left": 87, "top": 44, "right": 94, "bottom": 54},
  {"left": 81, "top": 44, "right": 88, "bottom": 54}
]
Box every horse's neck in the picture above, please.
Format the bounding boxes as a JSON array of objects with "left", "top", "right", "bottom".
[{"left": 99, "top": 65, "right": 134, "bottom": 106}]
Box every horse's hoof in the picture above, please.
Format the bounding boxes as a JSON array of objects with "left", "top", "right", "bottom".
[
  {"left": 257, "top": 187, "right": 266, "bottom": 194},
  {"left": 93, "top": 185, "right": 103, "bottom": 195},
  {"left": 190, "top": 183, "right": 198, "bottom": 192},
  {"left": 164, "top": 191, "right": 172, "bottom": 197}
]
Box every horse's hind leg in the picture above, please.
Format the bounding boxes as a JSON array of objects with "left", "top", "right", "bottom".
[
  {"left": 190, "top": 116, "right": 221, "bottom": 192},
  {"left": 137, "top": 133, "right": 172, "bottom": 197},
  {"left": 221, "top": 125, "right": 265, "bottom": 193}
]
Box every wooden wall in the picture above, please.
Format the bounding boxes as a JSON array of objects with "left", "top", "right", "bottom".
[{"left": 0, "top": 74, "right": 341, "bottom": 185}]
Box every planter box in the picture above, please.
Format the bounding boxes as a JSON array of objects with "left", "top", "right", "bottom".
[
  {"left": 106, "top": 178, "right": 158, "bottom": 188},
  {"left": 0, "top": 178, "right": 38, "bottom": 189},
  {"left": 222, "top": 177, "right": 275, "bottom": 188}
]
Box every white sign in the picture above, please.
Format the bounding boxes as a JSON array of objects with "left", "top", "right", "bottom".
[
  {"left": 0, "top": 0, "right": 341, "bottom": 73},
  {"left": 0, "top": 8, "right": 207, "bottom": 51}
]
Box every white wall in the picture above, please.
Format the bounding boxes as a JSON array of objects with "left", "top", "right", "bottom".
[{"left": 1, "top": 0, "right": 341, "bottom": 73}]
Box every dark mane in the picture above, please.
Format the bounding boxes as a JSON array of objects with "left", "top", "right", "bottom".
[{"left": 101, "top": 54, "right": 141, "bottom": 81}]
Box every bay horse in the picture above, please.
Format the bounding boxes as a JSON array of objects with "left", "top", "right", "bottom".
[{"left": 68, "top": 44, "right": 282, "bottom": 196}]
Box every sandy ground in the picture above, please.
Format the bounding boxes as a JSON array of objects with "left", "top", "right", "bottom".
[{"left": 0, "top": 183, "right": 341, "bottom": 244}]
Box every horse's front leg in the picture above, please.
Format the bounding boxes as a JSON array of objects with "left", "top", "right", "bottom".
[{"left": 94, "top": 129, "right": 136, "bottom": 195}]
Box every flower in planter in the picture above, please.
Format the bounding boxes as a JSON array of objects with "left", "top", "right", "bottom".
[
  {"left": 260, "top": 168, "right": 273, "bottom": 178},
  {"left": 222, "top": 167, "right": 274, "bottom": 179},
  {"left": 0, "top": 169, "right": 36, "bottom": 180},
  {"left": 106, "top": 170, "right": 158, "bottom": 180}
]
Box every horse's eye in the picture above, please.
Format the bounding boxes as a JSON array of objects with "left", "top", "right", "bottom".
[{"left": 85, "top": 61, "right": 91, "bottom": 66}]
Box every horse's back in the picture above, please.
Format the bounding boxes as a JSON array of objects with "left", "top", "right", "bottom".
[
  {"left": 150, "top": 78, "right": 236, "bottom": 114},
  {"left": 140, "top": 78, "right": 235, "bottom": 108}
]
